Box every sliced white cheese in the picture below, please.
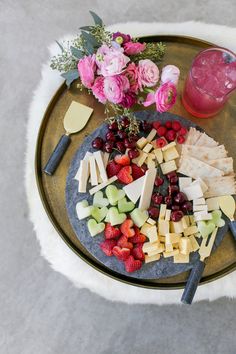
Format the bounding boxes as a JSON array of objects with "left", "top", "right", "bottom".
[
  {"left": 179, "top": 177, "right": 192, "bottom": 192},
  {"left": 143, "top": 143, "right": 153, "bottom": 153},
  {"left": 93, "top": 151, "right": 108, "bottom": 182},
  {"left": 183, "top": 182, "right": 203, "bottom": 201},
  {"left": 123, "top": 176, "right": 145, "bottom": 204},
  {"left": 136, "top": 137, "right": 148, "bottom": 149},
  {"left": 194, "top": 211, "right": 212, "bottom": 221},
  {"left": 165, "top": 209, "right": 171, "bottom": 221},
  {"left": 89, "top": 155, "right": 98, "bottom": 186},
  {"left": 146, "top": 128, "right": 157, "bottom": 142},
  {"left": 159, "top": 204, "right": 167, "bottom": 220},
  {"left": 191, "top": 178, "right": 208, "bottom": 193},
  {"left": 193, "top": 198, "right": 206, "bottom": 205},
  {"left": 74, "top": 151, "right": 92, "bottom": 180},
  {"left": 89, "top": 176, "right": 118, "bottom": 195},
  {"left": 160, "top": 160, "right": 177, "bottom": 175},
  {"left": 206, "top": 197, "right": 220, "bottom": 211},
  {"left": 78, "top": 159, "right": 89, "bottom": 193},
  {"left": 103, "top": 152, "right": 110, "bottom": 168},
  {"left": 139, "top": 168, "right": 157, "bottom": 210},
  {"left": 193, "top": 204, "right": 208, "bottom": 212}
]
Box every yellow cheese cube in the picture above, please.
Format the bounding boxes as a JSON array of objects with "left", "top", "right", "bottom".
[
  {"left": 142, "top": 241, "right": 159, "bottom": 253},
  {"left": 160, "top": 160, "right": 177, "bottom": 175},
  {"left": 146, "top": 128, "right": 157, "bottom": 142},
  {"left": 147, "top": 244, "right": 164, "bottom": 256},
  {"left": 147, "top": 155, "right": 156, "bottom": 169},
  {"left": 179, "top": 237, "right": 192, "bottom": 255},
  {"left": 165, "top": 233, "right": 182, "bottom": 244},
  {"left": 137, "top": 151, "right": 148, "bottom": 167},
  {"left": 163, "top": 249, "right": 179, "bottom": 258},
  {"left": 143, "top": 143, "right": 153, "bottom": 153},
  {"left": 165, "top": 243, "right": 173, "bottom": 252},
  {"left": 145, "top": 253, "right": 161, "bottom": 264},
  {"left": 163, "top": 146, "right": 179, "bottom": 162},
  {"left": 189, "top": 235, "right": 200, "bottom": 252},
  {"left": 161, "top": 141, "right": 176, "bottom": 151},
  {"left": 153, "top": 148, "right": 163, "bottom": 164},
  {"left": 165, "top": 209, "right": 171, "bottom": 221},
  {"left": 136, "top": 137, "right": 148, "bottom": 149},
  {"left": 174, "top": 253, "right": 189, "bottom": 263},
  {"left": 147, "top": 217, "right": 156, "bottom": 225},
  {"left": 183, "top": 226, "right": 199, "bottom": 237},
  {"left": 140, "top": 223, "right": 153, "bottom": 236},
  {"left": 170, "top": 221, "right": 184, "bottom": 233},
  {"left": 158, "top": 220, "right": 169, "bottom": 236},
  {"left": 159, "top": 204, "right": 167, "bottom": 220},
  {"left": 146, "top": 226, "right": 158, "bottom": 243}
]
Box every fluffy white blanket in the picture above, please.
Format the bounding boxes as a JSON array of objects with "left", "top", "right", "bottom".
[{"left": 25, "top": 21, "right": 236, "bottom": 304}]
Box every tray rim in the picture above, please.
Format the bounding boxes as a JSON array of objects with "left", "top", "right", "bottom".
[{"left": 35, "top": 34, "right": 236, "bottom": 289}]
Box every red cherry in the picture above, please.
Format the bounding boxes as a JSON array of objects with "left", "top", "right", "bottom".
[
  {"left": 167, "top": 171, "right": 177, "bottom": 180},
  {"left": 116, "top": 141, "right": 126, "bottom": 153},
  {"left": 148, "top": 207, "right": 160, "bottom": 219},
  {"left": 167, "top": 185, "right": 179, "bottom": 195},
  {"left": 177, "top": 135, "right": 186, "bottom": 144},
  {"left": 153, "top": 121, "right": 161, "bottom": 130},
  {"left": 170, "top": 175, "right": 178, "bottom": 184},
  {"left": 129, "top": 133, "right": 139, "bottom": 142},
  {"left": 154, "top": 176, "right": 164, "bottom": 187},
  {"left": 103, "top": 141, "right": 114, "bottom": 153},
  {"left": 128, "top": 149, "right": 140, "bottom": 159},
  {"left": 156, "top": 137, "right": 167, "bottom": 148},
  {"left": 171, "top": 210, "right": 184, "bottom": 222},
  {"left": 171, "top": 205, "right": 180, "bottom": 211},
  {"left": 141, "top": 120, "right": 152, "bottom": 132},
  {"left": 164, "top": 195, "right": 172, "bottom": 207},
  {"left": 124, "top": 138, "right": 136, "bottom": 149},
  {"left": 174, "top": 192, "right": 187, "bottom": 204},
  {"left": 172, "top": 121, "right": 182, "bottom": 131},
  {"left": 165, "top": 129, "right": 176, "bottom": 142},
  {"left": 92, "top": 137, "right": 104, "bottom": 150},
  {"left": 121, "top": 116, "right": 130, "bottom": 128},
  {"left": 157, "top": 126, "right": 167, "bottom": 136},
  {"left": 106, "top": 131, "right": 116, "bottom": 142},
  {"left": 181, "top": 201, "right": 193, "bottom": 213},
  {"left": 179, "top": 127, "right": 188, "bottom": 135},
  {"left": 165, "top": 120, "right": 172, "bottom": 129},
  {"left": 117, "top": 130, "right": 127, "bottom": 140},
  {"left": 152, "top": 193, "right": 163, "bottom": 205},
  {"left": 108, "top": 122, "right": 118, "bottom": 131}
]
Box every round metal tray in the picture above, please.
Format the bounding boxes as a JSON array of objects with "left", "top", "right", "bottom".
[{"left": 35, "top": 35, "right": 236, "bottom": 289}]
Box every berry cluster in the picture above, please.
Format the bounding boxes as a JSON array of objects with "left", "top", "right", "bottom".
[{"left": 153, "top": 120, "right": 188, "bottom": 148}]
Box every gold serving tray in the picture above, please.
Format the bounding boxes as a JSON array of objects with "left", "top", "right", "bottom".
[{"left": 35, "top": 35, "right": 236, "bottom": 289}]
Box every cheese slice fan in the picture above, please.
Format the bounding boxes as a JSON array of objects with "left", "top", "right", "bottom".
[
  {"left": 181, "top": 227, "right": 218, "bottom": 305},
  {"left": 218, "top": 195, "right": 236, "bottom": 240},
  {"left": 44, "top": 101, "right": 93, "bottom": 175}
]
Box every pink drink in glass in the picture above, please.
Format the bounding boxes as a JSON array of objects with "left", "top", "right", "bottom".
[{"left": 182, "top": 47, "right": 236, "bottom": 118}]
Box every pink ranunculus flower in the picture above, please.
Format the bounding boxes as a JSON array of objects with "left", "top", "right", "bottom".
[
  {"left": 95, "top": 44, "right": 113, "bottom": 68},
  {"left": 104, "top": 75, "right": 130, "bottom": 104},
  {"left": 120, "top": 91, "right": 136, "bottom": 108},
  {"left": 124, "top": 41, "right": 146, "bottom": 55},
  {"left": 91, "top": 76, "right": 106, "bottom": 104},
  {"left": 98, "top": 46, "right": 130, "bottom": 77},
  {"left": 77, "top": 54, "right": 96, "bottom": 89},
  {"left": 143, "top": 82, "right": 177, "bottom": 113},
  {"left": 161, "top": 65, "right": 180, "bottom": 86},
  {"left": 125, "top": 62, "right": 140, "bottom": 93},
  {"left": 138, "top": 59, "right": 159, "bottom": 89}
]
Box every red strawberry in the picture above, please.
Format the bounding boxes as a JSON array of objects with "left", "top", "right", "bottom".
[
  {"left": 152, "top": 121, "right": 161, "bottom": 130},
  {"left": 112, "top": 246, "right": 130, "bottom": 261},
  {"left": 117, "top": 166, "right": 133, "bottom": 184},
  {"left": 131, "top": 244, "right": 145, "bottom": 261},
  {"left": 114, "top": 154, "right": 130, "bottom": 166},
  {"left": 117, "top": 235, "right": 133, "bottom": 249},
  {"left": 104, "top": 223, "right": 121, "bottom": 239},
  {"left": 177, "top": 135, "right": 186, "bottom": 144},
  {"left": 165, "top": 120, "right": 172, "bottom": 129},
  {"left": 156, "top": 137, "right": 167, "bottom": 148},
  {"left": 124, "top": 255, "right": 142, "bottom": 272},
  {"left": 157, "top": 126, "right": 167, "bottom": 136},
  {"left": 131, "top": 163, "right": 145, "bottom": 180},
  {"left": 165, "top": 129, "right": 176, "bottom": 142},
  {"left": 120, "top": 219, "right": 135, "bottom": 238},
  {"left": 106, "top": 160, "right": 121, "bottom": 178},
  {"left": 129, "top": 233, "right": 146, "bottom": 244},
  {"left": 100, "top": 239, "right": 117, "bottom": 256},
  {"left": 179, "top": 126, "right": 188, "bottom": 136},
  {"left": 172, "top": 121, "right": 181, "bottom": 131}
]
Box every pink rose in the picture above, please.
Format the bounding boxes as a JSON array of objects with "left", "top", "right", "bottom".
[
  {"left": 120, "top": 91, "right": 136, "bottom": 108},
  {"left": 143, "top": 82, "right": 177, "bottom": 113},
  {"left": 104, "top": 75, "right": 130, "bottom": 104},
  {"left": 125, "top": 62, "right": 140, "bottom": 93},
  {"left": 161, "top": 65, "right": 180, "bottom": 86},
  {"left": 97, "top": 46, "right": 130, "bottom": 77},
  {"left": 124, "top": 42, "right": 146, "bottom": 55},
  {"left": 91, "top": 76, "right": 106, "bottom": 104},
  {"left": 77, "top": 54, "right": 96, "bottom": 89},
  {"left": 138, "top": 59, "right": 159, "bottom": 89}
]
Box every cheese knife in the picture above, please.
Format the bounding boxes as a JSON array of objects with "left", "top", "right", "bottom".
[
  {"left": 43, "top": 101, "right": 93, "bottom": 175},
  {"left": 181, "top": 227, "right": 218, "bottom": 305},
  {"left": 217, "top": 195, "right": 236, "bottom": 240}
]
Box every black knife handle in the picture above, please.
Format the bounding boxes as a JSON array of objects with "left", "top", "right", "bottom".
[
  {"left": 229, "top": 220, "right": 236, "bottom": 241},
  {"left": 181, "top": 260, "right": 205, "bottom": 305},
  {"left": 43, "top": 134, "right": 71, "bottom": 176}
]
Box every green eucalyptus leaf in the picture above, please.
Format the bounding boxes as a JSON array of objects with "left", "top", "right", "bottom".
[
  {"left": 70, "top": 46, "right": 84, "bottom": 59},
  {"left": 81, "top": 30, "right": 100, "bottom": 47},
  {"left": 55, "top": 40, "right": 64, "bottom": 52},
  {"left": 61, "top": 69, "right": 79, "bottom": 87},
  {"left": 89, "top": 11, "right": 103, "bottom": 26},
  {"left": 79, "top": 25, "right": 94, "bottom": 31}
]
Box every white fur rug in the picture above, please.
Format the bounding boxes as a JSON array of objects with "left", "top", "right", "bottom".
[{"left": 25, "top": 21, "right": 236, "bottom": 304}]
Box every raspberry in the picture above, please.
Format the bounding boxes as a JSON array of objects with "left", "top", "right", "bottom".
[
  {"left": 156, "top": 137, "right": 167, "bottom": 148},
  {"left": 177, "top": 135, "right": 186, "bottom": 144},
  {"left": 117, "top": 166, "right": 133, "bottom": 184},
  {"left": 112, "top": 246, "right": 130, "bottom": 261},
  {"left": 129, "top": 233, "right": 146, "bottom": 244},
  {"left": 104, "top": 223, "right": 121, "bottom": 239},
  {"left": 179, "top": 127, "right": 188, "bottom": 135},
  {"left": 165, "top": 120, "right": 172, "bottom": 129},
  {"left": 124, "top": 255, "right": 142, "bottom": 272},
  {"left": 131, "top": 163, "right": 145, "bottom": 180},
  {"left": 100, "top": 239, "right": 117, "bottom": 256},
  {"left": 114, "top": 154, "right": 130, "bottom": 166},
  {"left": 157, "top": 126, "right": 167, "bottom": 136},
  {"left": 152, "top": 121, "right": 161, "bottom": 130},
  {"left": 131, "top": 244, "right": 145, "bottom": 261},
  {"left": 117, "top": 235, "right": 133, "bottom": 249},
  {"left": 106, "top": 161, "right": 122, "bottom": 178},
  {"left": 165, "top": 129, "right": 176, "bottom": 142},
  {"left": 172, "top": 121, "right": 181, "bottom": 131},
  {"left": 120, "top": 219, "right": 135, "bottom": 238}
]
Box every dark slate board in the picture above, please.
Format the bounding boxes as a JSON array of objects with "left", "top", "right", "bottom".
[{"left": 65, "top": 111, "right": 228, "bottom": 279}]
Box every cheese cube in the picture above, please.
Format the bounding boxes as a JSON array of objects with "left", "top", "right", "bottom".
[
  {"left": 165, "top": 243, "right": 173, "bottom": 252},
  {"left": 163, "top": 249, "right": 179, "bottom": 258},
  {"left": 147, "top": 155, "right": 156, "bottom": 169},
  {"left": 147, "top": 218, "right": 156, "bottom": 225},
  {"left": 179, "top": 237, "right": 192, "bottom": 255},
  {"left": 182, "top": 216, "right": 190, "bottom": 229},
  {"left": 161, "top": 141, "right": 176, "bottom": 151},
  {"left": 166, "top": 233, "right": 182, "bottom": 244},
  {"left": 146, "top": 226, "right": 158, "bottom": 243},
  {"left": 140, "top": 223, "right": 153, "bottom": 236},
  {"left": 146, "top": 128, "right": 157, "bottom": 142},
  {"left": 163, "top": 146, "right": 179, "bottom": 162},
  {"left": 145, "top": 254, "right": 161, "bottom": 264},
  {"left": 143, "top": 143, "right": 153, "bottom": 153},
  {"left": 160, "top": 160, "right": 177, "bottom": 175},
  {"left": 193, "top": 204, "right": 208, "bottom": 212},
  {"left": 160, "top": 236, "right": 166, "bottom": 243},
  {"left": 179, "top": 177, "right": 192, "bottom": 192},
  {"left": 153, "top": 149, "right": 163, "bottom": 164},
  {"left": 159, "top": 204, "right": 167, "bottom": 220},
  {"left": 193, "top": 198, "right": 206, "bottom": 205},
  {"left": 189, "top": 235, "right": 200, "bottom": 252},
  {"left": 137, "top": 151, "right": 148, "bottom": 167},
  {"left": 147, "top": 244, "right": 164, "bottom": 256},
  {"left": 150, "top": 140, "right": 157, "bottom": 149},
  {"left": 158, "top": 220, "right": 169, "bottom": 236},
  {"left": 183, "top": 225, "right": 198, "bottom": 237},
  {"left": 142, "top": 242, "right": 159, "bottom": 253},
  {"left": 165, "top": 209, "right": 171, "bottom": 221},
  {"left": 136, "top": 137, "right": 148, "bottom": 149},
  {"left": 170, "top": 221, "right": 184, "bottom": 233},
  {"left": 194, "top": 212, "right": 212, "bottom": 222},
  {"left": 206, "top": 197, "right": 220, "bottom": 211},
  {"left": 183, "top": 182, "right": 203, "bottom": 201},
  {"left": 189, "top": 215, "right": 196, "bottom": 225},
  {"left": 174, "top": 253, "right": 189, "bottom": 263}
]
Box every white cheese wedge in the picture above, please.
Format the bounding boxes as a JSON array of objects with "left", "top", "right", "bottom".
[
  {"left": 163, "top": 249, "right": 179, "bottom": 258},
  {"left": 163, "top": 146, "right": 179, "bottom": 162},
  {"left": 179, "top": 177, "right": 192, "bottom": 192},
  {"left": 145, "top": 253, "right": 161, "bottom": 263},
  {"left": 153, "top": 149, "right": 163, "bottom": 164},
  {"left": 160, "top": 160, "right": 177, "bottom": 174},
  {"left": 193, "top": 204, "right": 208, "bottom": 212},
  {"left": 183, "top": 182, "right": 203, "bottom": 201},
  {"left": 174, "top": 253, "right": 189, "bottom": 263},
  {"left": 191, "top": 178, "right": 208, "bottom": 193},
  {"left": 78, "top": 159, "right": 90, "bottom": 193},
  {"left": 123, "top": 175, "right": 145, "bottom": 204},
  {"left": 89, "top": 176, "right": 118, "bottom": 195},
  {"left": 136, "top": 137, "right": 148, "bottom": 149},
  {"left": 74, "top": 151, "right": 92, "bottom": 180},
  {"left": 193, "top": 198, "right": 206, "bottom": 205},
  {"left": 194, "top": 211, "right": 212, "bottom": 221},
  {"left": 159, "top": 204, "right": 167, "bottom": 220},
  {"left": 139, "top": 168, "right": 157, "bottom": 210},
  {"left": 89, "top": 155, "right": 98, "bottom": 186},
  {"left": 206, "top": 197, "right": 220, "bottom": 211},
  {"left": 147, "top": 218, "right": 156, "bottom": 225},
  {"left": 146, "top": 128, "right": 157, "bottom": 142},
  {"left": 93, "top": 151, "right": 108, "bottom": 182},
  {"left": 146, "top": 226, "right": 158, "bottom": 243}
]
